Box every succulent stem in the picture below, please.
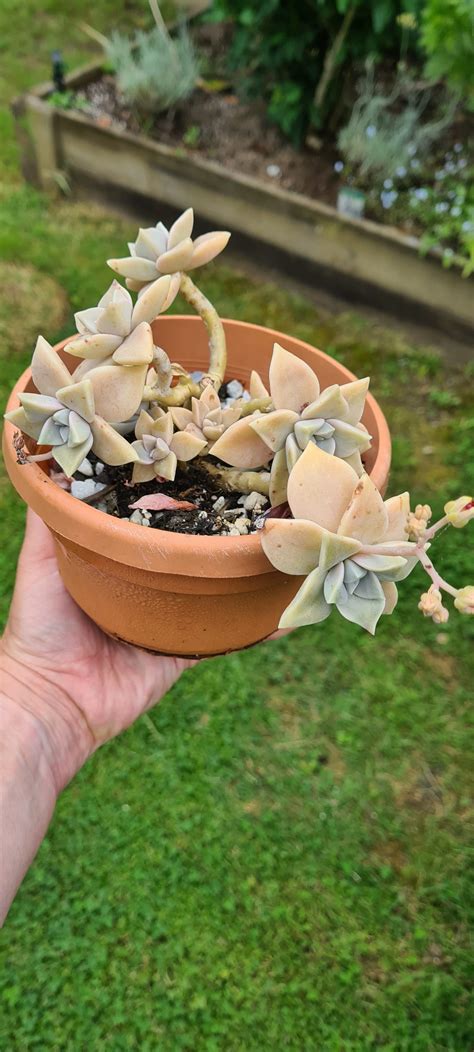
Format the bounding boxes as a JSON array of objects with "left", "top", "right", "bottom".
[
  {"left": 143, "top": 378, "right": 201, "bottom": 406},
  {"left": 179, "top": 273, "right": 227, "bottom": 390},
  {"left": 416, "top": 546, "right": 458, "bottom": 597},
  {"left": 239, "top": 396, "right": 273, "bottom": 417},
  {"left": 200, "top": 460, "right": 270, "bottom": 496}
]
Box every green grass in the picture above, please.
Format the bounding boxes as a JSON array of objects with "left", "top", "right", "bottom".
[{"left": 0, "top": 2, "right": 473, "bottom": 1048}]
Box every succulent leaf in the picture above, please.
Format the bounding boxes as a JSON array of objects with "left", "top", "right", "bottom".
[
  {"left": 269, "top": 342, "right": 320, "bottom": 413},
  {"left": 249, "top": 409, "right": 298, "bottom": 452},
  {"left": 261, "top": 518, "right": 325, "bottom": 575},
  {"left": 210, "top": 415, "right": 272, "bottom": 469},
  {"left": 112, "top": 322, "right": 154, "bottom": 366},
  {"left": 279, "top": 567, "right": 331, "bottom": 629},
  {"left": 31, "top": 336, "right": 72, "bottom": 397},
  {"left": 287, "top": 443, "right": 359, "bottom": 530},
  {"left": 337, "top": 473, "right": 388, "bottom": 544}
]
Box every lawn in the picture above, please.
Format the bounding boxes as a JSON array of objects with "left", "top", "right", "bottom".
[{"left": 0, "top": 2, "right": 473, "bottom": 1049}]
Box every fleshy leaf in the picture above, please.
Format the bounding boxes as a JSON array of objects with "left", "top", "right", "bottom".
[
  {"left": 4, "top": 405, "right": 43, "bottom": 440},
  {"left": 269, "top": 447, "right": 289, "bottom": 507},
  {"left": 97, "top": 298, "right": 133, "bottom": 338},
  {"left": 318, "top": 530, "right": 361, "bottom": 573},
  {"left": 67, "top": 333, "right": 122, "bottom": 360},
  {"left": 269, "top": 343, "right": 320, "bottom": 413},
  {"left": 54, "top": 434, "right": 93, "bottom": 476},
  {"left": 279, "top": 567, "right": 331, "bottom": 629},
  {"left": 112, "top": 322, "right": 154, "bottom": 366},
  {"left": 333, "top": 420, "right": 372, "bottom": 458},
  {"left": 338, "top": 473, "right": 388, "bottom": 544},
  {"left": 352, "top": 552, "right": 407, "bottom": 579},
  {"left": 85, "top": 363, "right": 148, "bottom": 422},
  {"left": 56, "top": 379, "right": 95, "bottom": 423},
  {"left": 261, "top": 518, "right": 325, "bottom": 575},
  {"left": 189, "top": 231, "right": 231, "bottom": 269},
  {"left": 324, "top": 562, "right": 347, "bottom": 605},
  {"left": 383, "top": 492, "right": 410, "bottom": 541},
  {"left": 155, "top": 450, "right": 177, "bottom": 481},
  {"left": 287, "top": 443, "right": 359, "bottom": 530},
  {"left": 336, "top": 587, "right": 386, "bottom": 635},
  {"left": 90, "top": 416, "right": 139, "bottom": 465},
  {"left": 131, "top": 275, "right": 172, "bottom": 327},
  {"left": 107, "top": 256, "right": 158, "bottom": 282},
  {"left": 353, "top": 570, "right": 384, "bottom": 600},
  {"left": 170, "top": 431, "right": 207, "bottom": 461},
  {"left": 132, "top": 461, "right": 156, "bottom": 485},
  {"left": 339, "top": 378, "right": 369, "bottom": 425},
  {"left": 31, "top": 336, "right": 72, "bottom": 397},
  {"left": 301, "top": 384, "right": 347, "bottom": 421},
  {"left": 20, "top": 392, "right": 63, "bottom": 421},
  {"left": 210, "top": 415, "right": 272, "bottom": 469},
  {"left": 134, "top": 227, "right": 163, "bottom": 261},
  {"left": 37, "top": 418, "right": 63, "bottom": 446},
  {"left": 249, "top": 409, "right": 298, "bottom": 452},
  {"left": 249, "top": 370, "right": 269, "bottom": 399},
  {"left": 381, "top": 580, "right": 398, "bottom": 615},
  {"left": 170, "top": 407, "right": 193, "bottom": 430},
  {"left": 67, "top": 411, "right": 91, "bottom": 446},
  {"left": 157, "top": 238, "right": 194, "bottom": 274},
  {"left": 168, "top": 208, "right": 194, "bottom": 250}
]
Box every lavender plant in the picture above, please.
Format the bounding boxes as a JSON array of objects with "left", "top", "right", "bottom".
[{"left": 4, "top": 205, "right": 473, "bottom": 634}]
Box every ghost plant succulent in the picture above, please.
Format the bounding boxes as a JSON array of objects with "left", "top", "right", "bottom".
[{"left": 4, "top": 205, "right": 473, "bottom": 636}]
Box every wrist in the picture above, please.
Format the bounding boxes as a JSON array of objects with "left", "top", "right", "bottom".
[{"left": 0, "top": 643, "right": 93, "bottom": 793}]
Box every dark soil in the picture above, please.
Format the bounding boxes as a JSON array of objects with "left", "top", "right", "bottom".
[
  {"left": 79, "top": 76, "right": 339, "bottom": 203},
  {"left": 78, "top": 455, "right": 266, "bottom": 536}
]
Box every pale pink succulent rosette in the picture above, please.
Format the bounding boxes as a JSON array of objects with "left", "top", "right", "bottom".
[
  {"left": 261, "top": 443, "right": 417, "bottom": 634},
  {"left": 210, "top": 343, "right": 371, "bottom": 504},
  {"left": 4, "top": 337, "right": 138, "bottom": 475},
  {"left": 107, "top": 207, "right": 231, "bottom": 292},
  {"left": 66, "top": 279, "right": 177, "bottom": 422},
  {"left": 131, "top": 408, "right": 207, "bottom": 484},
  {"left": 170, "top": 386, "right": 242, "bottom": 452}
]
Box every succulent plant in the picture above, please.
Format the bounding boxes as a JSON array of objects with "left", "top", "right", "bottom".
[
  {"left": 210, "top": 343, "right": 371, "bottom": 505},
  {"left": 5, "top": 338, "right": 137, "bottom": 475},
  {"left": 261, "top": 443, "right": 474, "bottom": 630},
  {"left": 107, "top": 208, "right": 230, "bottom": 291},
  {"left": 170, "top": 385, "right": 242, "bottom": 451},
  {"left": 261, "top": 444, "right": 415, "bottom": 633},
  {"left": 131, "top": 408, "right": 206, "bottom": 483}
]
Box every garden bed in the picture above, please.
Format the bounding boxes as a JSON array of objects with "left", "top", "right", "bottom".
[{"left": 13, "top": 47, "right": 474, "bottom": 340}]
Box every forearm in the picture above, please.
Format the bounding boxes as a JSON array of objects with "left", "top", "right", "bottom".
[{"left": 0, "top": 654, "right": 89, "bottom": 925}]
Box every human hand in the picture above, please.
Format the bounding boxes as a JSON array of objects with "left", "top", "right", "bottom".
[{"left": 1, "top": 510, "right": 195, "bottom": 792}]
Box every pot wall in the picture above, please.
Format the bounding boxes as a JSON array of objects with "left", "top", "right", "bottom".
[{"left": 3, "top": 317, "right": 391, "bottom": 655}]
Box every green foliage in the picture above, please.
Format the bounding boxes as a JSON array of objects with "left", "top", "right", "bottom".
[
  {"left": 337, "top": 66, "right": 456, "bottom": 180},
  {"left": 421, "top": 0, "right": 474, "bottom": 107},
  {"left": 211, "top": 0, "right": 422, "bottom": 142},
  {"left": 106, "top": 23, "right": 198, "bottom": 114}
]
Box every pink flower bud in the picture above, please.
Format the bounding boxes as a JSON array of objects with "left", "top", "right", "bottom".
[
  {"left": 418, "top": 585, "right": 449, "bottom": 623},
  {"left": 444, "top": 496, "right": 474, "bottom": 528},
  {"left": 454, "top": 586, "right": 474, "bottom": 615}
]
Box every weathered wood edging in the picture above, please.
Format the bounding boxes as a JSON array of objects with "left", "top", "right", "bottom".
[{"left": 13, "top": 63, "right": 473, "bottom": 341}]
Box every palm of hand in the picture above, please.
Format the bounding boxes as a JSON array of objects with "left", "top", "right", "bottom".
[{"left": 3, "top": 511, "right": 194, "bottom": 754}]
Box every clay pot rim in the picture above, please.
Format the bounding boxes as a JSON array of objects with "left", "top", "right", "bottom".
[{"left": 3, "top": 316, "right": 391, "bottom": 579}]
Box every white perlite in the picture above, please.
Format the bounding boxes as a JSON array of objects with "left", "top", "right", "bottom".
[
  {"left": 78, "top": 457, "right": 94, "bottom": 477},
  {"left": 70, "top": 479, "right": 106, "bottom": 500},
  {"left": 226, "top": 379, "right": 244, "bottom": 399},
  {"left": 244, "top": 491, "right": 268, "bottom": 512}
]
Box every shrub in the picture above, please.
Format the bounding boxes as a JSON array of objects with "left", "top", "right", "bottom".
[
  {"left": 421, "top": 0, "right": 474, "bottom": 108},
  {"left": 211, "top": 0, "right": 422, "bottom": 142},
  {"left": 337, "top": 66, "right": 456, "bottom": 180},
  {"left": 105, "top": 19, "right": 198, "bottom": 115}
]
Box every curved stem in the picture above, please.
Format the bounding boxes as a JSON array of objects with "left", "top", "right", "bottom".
[
  {"left": 179, "top": 273, "right": 227, "bottom": 390},
  {"left": 143, "top": 378, "right": 201, "bottom": 406},
  {"left": 239, "top": 396, "right": 273, "bottom": 417},
  {"left": 200, "top": 460, "right": 270, "bottom": 497}
]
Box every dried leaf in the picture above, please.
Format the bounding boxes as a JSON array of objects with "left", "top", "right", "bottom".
[{"left": 129, "top": 494, "right": 196, "bottom": 512}]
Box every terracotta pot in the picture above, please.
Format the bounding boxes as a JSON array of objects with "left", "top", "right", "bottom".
[{"left": 3, "top": 317, "right": 391, "bottom": 656}]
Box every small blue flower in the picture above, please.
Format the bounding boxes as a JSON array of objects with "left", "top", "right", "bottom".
[
  {"left": 444, "top": 161, "right": 456, "bottom": 174},
  {"left": 383, "top": 178, "right": 393, "bottom": 189},
  {"left": 395, "top": 166, "right": 407, "bottom": 178},
  {"left": 450, "top": 206, "right": 461, "bottom": 217},
  {"left": 381, "top": 189, "right": 398, "bottom": 209},
  {"left": 410, "top": 158, "right": 421, "bottom": 172},
  {"left": 435, "top": 170, "right": 445, "bottom": 181},
  {"left": 334, "top": 160, "right": 344, "bottom": 173},
  {"left": 462, "top": 220, "right": 474, "bottom": 233},
  {"left": 454, "top": 143, "right": 463, "bottom": 153},
  {"left": 407, "top": 143, "right": 417, "bottom": 157},
  {"left": 414, "top": 187, "right": 429, "bottom": 201},
  {"left": 435, "top": 202, "right": 449, "bottom": 214},
  {"left": 458, "top": 158, "right": 467, "bottom": 170},
  {"left": 366, "top": 124, "right": 377, "bottom": 139}
]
